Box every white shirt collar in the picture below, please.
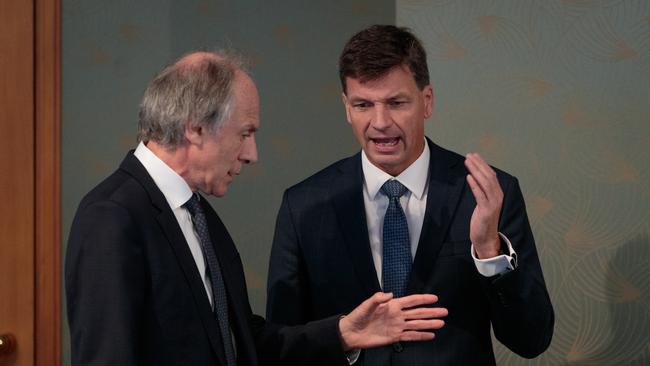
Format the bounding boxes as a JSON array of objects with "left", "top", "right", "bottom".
[
  {"left": 133, "top": 141, "right": 194, "bottom": 210},
  {"left": 361, "top": 140, "right": 430, "bottom": 200}
]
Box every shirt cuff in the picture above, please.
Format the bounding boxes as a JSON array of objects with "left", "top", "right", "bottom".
[
  {"left": 471, "top": 232, "right": 517, "bottom": 277},
  {"left": 346, "top": 349, "right": 361, "bottom": 364}
]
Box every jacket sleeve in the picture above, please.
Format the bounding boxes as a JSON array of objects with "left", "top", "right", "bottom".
[
  {"left": 65, "top": 200, "right": 147, "bottom": 366},
  {"left": 253, "top": 190, "right": 348, "bottom": 365},
  {"left": 266, "top": 190, "right": 313, "bottom": 325},
  {"left": 251, "top": 313, "right": 348, "bottom": 366}
]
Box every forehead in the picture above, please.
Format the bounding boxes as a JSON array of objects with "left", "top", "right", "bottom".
[
  {"left": 345, "top": 65, "right": 419, "bottom": 98},
  {"left": 230, "top": 71, "right": 260, "bottom": 128}
]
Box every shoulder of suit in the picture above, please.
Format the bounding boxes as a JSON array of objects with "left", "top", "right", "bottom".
[
  {"left": 427, "top": 139, "right": 517, "bottom": 183},
  {"left": 77, "top": 166, "right": 150, "bottom": 213},
  {"left": 284, "top": 153, "right": 359, "bottom": 194}
]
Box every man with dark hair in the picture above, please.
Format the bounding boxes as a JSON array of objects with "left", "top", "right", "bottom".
[
  {"left": 65, "top": 50, "right": 449, "bottom": 366},
  {"left": 267, "top": 25, "right": 554, "bottom": 365}
]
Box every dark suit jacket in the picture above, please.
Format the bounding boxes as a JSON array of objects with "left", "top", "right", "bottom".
[
  {"left": 66, "top": 152, "right": 348, "bottom": 366},
  {"left": 266, "top": 139, "right": 554, "bottom": 365}
]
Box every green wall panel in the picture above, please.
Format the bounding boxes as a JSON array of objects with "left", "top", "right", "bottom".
[
  {"left": 399, "top": 0, "right": 650, "bottom": 364},
  {"left": 62, "top": 1, "right": 394, "bottom": 364}
]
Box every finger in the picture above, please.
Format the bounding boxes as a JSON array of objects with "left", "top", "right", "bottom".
[
  {"left": 465, "top": 156, "right": 492, "bottom": 195},
  {"left": 468, "top": 153, "right": 496, "bottom": 178},
  {"left": 368, "top": 292, "right": 393, "bottom": 306},
  {"left": 405, "top": 319, "right": 446, "bottom": 331},
  {"left": 467, "top": 174, "right": 488, "bottom": 204},
  {"left": 465, "top": 154, "right": 490, "bottom": 180},
  {"left": 372, "top": 291, "right": 394, "bottom": 303},
  {"left": 399, "top": 331, "right": 435, "bottom": 342},
  {"left": 404, "top": 307, "right": 449, "bottom": 320},
  {"left": 396, "top": 294, "right": 438, "bottom": 309},
  {"left": 465, "top": 163, "right": 492, "bottom": 200},
  {"left": 357, "top": 292, "right": 393, "bottom": 315},
  {"left": 470, "top": 153, "right": 493, "bottom": 173},
  {"left": 468, "top": 153, "right": 501, "bottom": 191},
  {"left": 466, "top": 159, "right": 501, "bottom": 204}
]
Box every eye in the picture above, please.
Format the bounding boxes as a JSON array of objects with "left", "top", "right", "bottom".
[
  {"left": 242, "top": 129, "right": 255, "bottom": 139},
  {"left": 353, "top": 101, "right": 372, "bottom": 110},
  {"left": 388, "top": 100, "right": 407, "bottom": 108}
]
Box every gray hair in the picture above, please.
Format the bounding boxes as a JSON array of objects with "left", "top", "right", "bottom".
[{"left": 137, "top": 51, "right": 245, "bottom": 148}]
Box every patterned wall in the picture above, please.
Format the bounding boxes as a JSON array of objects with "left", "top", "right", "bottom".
[
  {"left": 61, "top": 1, "right": 393, "bottom": 364},
  {"left": 398, "top": 0, "right": 650, "bottom": 364}
]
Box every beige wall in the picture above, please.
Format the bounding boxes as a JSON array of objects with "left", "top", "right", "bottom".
[{"left": 399, "top": 0, "right": 650, "bottom": 364}]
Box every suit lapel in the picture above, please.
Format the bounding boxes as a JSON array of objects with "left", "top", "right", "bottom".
[
  {"left": 331, "top": 154, "right": 382, "bottom": 297},
  {"left": 407, "top": 140, "right": 467, "bottom": 294},
  {"left": 201, "top": 198, "right": 259, "bottom": 365},
  {"left": 119, "top": 153, "right": 228, "bottom": 366}
]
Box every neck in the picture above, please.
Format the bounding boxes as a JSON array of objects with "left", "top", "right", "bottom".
[{"left": 145, "top": 140, "right": 193, "bottom": 189}]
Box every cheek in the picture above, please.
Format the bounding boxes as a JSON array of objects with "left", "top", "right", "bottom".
[
  {"left": 352, "top": 126, "right": 368, "bottom": 143},
  {"left": 350, "top": 119, "right": 368, "bottom": 135},
  {"left": 403, "top": 113, "right": 423, "bottom": 136},
  {"left": 220, "top": 142, "right": 240, "bottom": 161}
]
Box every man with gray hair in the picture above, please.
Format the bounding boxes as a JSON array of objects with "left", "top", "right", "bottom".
[{"left": 65, "top": 51, "right": 448, "bottom": 366}]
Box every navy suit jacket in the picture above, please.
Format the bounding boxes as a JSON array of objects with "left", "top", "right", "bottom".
[
  {"left": 66, "top": 152, "right": 348, "bottom": 366},
  {"left": 266, "top": 139, "right": 554, "bottom": 365}
]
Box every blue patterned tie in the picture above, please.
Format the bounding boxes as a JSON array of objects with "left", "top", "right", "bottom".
[
  {"left": 184, "top": 194, "right": 237, "bottom": 366},
  {"left": 381, "top": 180, "right": 412, "bottom": 298}
]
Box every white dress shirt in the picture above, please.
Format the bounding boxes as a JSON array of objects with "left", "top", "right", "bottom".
[
  {"left": 134, "top": 142, "right": 215, "bottom": 306},
  {"left": 361, "top": 142, "right": 516, "bottom": 284},
  {"left": 349, "top": 144, "right": 517, "bottom": 365}
]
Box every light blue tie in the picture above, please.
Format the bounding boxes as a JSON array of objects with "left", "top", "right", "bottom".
[
  {"left": 381, "top": 180, "right": 412, "bottom": 298},
  {"left": 184, "top": 194, "right": 237, "bottom": 366}
]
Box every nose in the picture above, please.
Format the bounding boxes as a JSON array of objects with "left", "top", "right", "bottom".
[
  {"left": 240, "top": 134, "right": 258, "bottom": 165},
  {"left": 370, "top": 103, "right": 392, "bottom": 131}
]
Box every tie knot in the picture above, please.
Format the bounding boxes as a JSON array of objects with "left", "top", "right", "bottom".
[
  {"left": 183, "top": 193, "right": 202, "bottom": 216},
  {"left": 381, "top": 180, "right": 408, "bottom": 199}
]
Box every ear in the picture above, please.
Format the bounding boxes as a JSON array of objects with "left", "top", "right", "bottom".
[
  {"left": 184, "top": 122, "right": 203, "bottom": 146},
  {"left": 422, "top": 84, "right": 434, "bottom": 119},
  {"left": 341, "top": 93, "right": 352, "bottom": 124}
]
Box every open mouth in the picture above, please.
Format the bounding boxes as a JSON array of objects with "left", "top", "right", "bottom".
[{"left": 371, "top": 137, "right": 400, "bottom": 147}]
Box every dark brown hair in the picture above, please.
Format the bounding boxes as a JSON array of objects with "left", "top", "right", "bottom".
[{"left": 338, "top": 25, "right": 429, "bottom": 93}]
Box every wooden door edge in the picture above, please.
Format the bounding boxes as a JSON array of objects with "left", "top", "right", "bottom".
[{"left": 34, "top": 0, "right": 61, "bottom": 365}]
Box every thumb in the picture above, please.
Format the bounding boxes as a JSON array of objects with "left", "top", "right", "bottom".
[{"left": 361, "top": 292, "right": 393, "bottom": 313}]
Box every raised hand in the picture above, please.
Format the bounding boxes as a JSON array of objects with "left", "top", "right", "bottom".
[
  {"left": 464, "top": 153, "right": 503, "bottom": 259},
  {"left": 338, "top": 292, "right": 448, "bottom": 351}
]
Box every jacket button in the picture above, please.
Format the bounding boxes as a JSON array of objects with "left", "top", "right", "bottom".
[
  {"left": 393, "top": 342, "right": 403, "bottom": 353},
  {"left": 498, "top": 292, "right": 508, "bottom": 306}
]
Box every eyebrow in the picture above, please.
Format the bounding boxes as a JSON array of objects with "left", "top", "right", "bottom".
[
  {"left": 241, "top": 122, "right": 258, "bottom": 131},
  {"left": 348, "top": 92, "right": 411, "bottom": 103}
]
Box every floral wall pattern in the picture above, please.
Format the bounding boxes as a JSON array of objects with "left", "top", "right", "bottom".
[{"left": 398, "top": 0, "right": 650, "bottom": 364}]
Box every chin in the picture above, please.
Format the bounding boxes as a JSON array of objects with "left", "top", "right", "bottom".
[
  {"left": 215, "top": 183, "right": 231, "bottom": 197},
  {"left": 370, "top": 154, "right": 404, "bottom": 166},
  {"left": 212, "top": 189, "right": 227, "bottom": 198}
]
